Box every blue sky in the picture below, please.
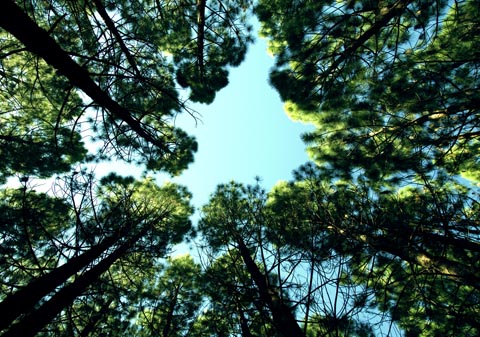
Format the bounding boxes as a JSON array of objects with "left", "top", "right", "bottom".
[
  {"left": 7, "top": 31, "right": 312, "bottom": 218},
  {"left": 167, "top": 35, "right": 313, "bottom": 215}
]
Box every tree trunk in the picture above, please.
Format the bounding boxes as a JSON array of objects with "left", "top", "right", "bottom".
[
  {"left": 196, "top": 0, "right": 206, "bottom": 74},
  {"left": 0, "top": 229, "right": 146, "bottom": 337},
  {"left": 162, "top": 284, "right": 181, "bottom": 337},
  {"left": 0, "top": 228, "right": 126, "bottom": 331},
  {"left": 235, "top": 236, "right": 305, "bottom": 337}
]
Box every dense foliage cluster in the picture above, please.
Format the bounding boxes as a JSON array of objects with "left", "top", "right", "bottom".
[{"left": 0, "top": 0, "right": 478, "bottom": 337}]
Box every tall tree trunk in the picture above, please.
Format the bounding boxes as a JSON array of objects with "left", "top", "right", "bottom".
[
  {"left": 162, "top": 284, "right": 181, "bottom": 337},
  {"left": 0, "top": 227, "right": 126, "bottom": 331},
  {"left": 196, "top": 0, "right": 206, "bottom": 75},
  {"left": 235, "top": 236, "right": 305, "bottom": 337},
  {"left": 0, "top": 229, "right": 146, "bottom": 337}
]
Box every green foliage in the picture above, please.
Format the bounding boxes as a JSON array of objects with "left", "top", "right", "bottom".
[
  {"left": 196, "top": 161, "right": 479, "bottom": 336},
  {"left": 257, "top": 2, "right": 480, "bottom": 332},
  {"left": 0, "top": 0, "right": 253, "bottom": 177},
  {"left": 129, "top": 254, "right": 203, "bottom": 337},
  {"left": 257, "top": 0, "right": 480, "bottom": 183},
  {"left": 2, "top": 0, "right": 479, "bottom": 336},
  {"left": 305, "top": 314, "right": 375, "bottom": 337},
  {"left": 0, "top": 44, "right": 87, "bottom": 183},
  {"left": 0, "top": 172, "right": 194, "bottom": 336},
  {"left": 0, "top": 187, "right": 71, "bottom": 291},
  {"left": 0, "top": 0, "right": 254, "bottom": 335},
  {"left": 198, "top": 178, "right": 381, "bottom": 337},
  {"left": 199, "top": 180, "right": 268, "bottom": 250},
  {"left": 88, "top": 173, "right": 194, "bottom": 255},
  {"left": 266, "top": 164, "right": 480, "bottom": 336}
]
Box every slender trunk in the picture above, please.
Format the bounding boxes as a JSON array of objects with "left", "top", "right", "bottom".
[
  {"left": 0, "top": 228, "right": 125, "bottom": 331},
  {"left": 1, "top": 229, "right": 146, "bottom": 337},
  {"left": 235, "top": 237, "right": 305, "bottom": 337},
  {"left": 196, "top": 0, "right": 206, "bottom": 75},
  {"left": 303, "top": 252, "right": 316, "bottom": 335},
  {"left": 162, "top": 284, "right": 180, "bottom": 337}
]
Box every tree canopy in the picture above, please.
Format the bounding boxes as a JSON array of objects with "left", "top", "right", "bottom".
[
  {"left": 253, "top": 0, "right": 480, "bottom": 335},
  {"left": 0, "top": 0, "right": 253, "bottom": 177},
  {"left": 0, "top": 0, "right": 251, "bottom": 335},
  {"left": 1, "top": 0, "right": 479, "bottom": 336},
  {"left": 257, "top": 0, "right": 480, "bottom": 183}
]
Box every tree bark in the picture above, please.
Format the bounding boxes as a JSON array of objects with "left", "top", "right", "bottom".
[
  {"left": 0, "top": 229, "right": 146, "bottom": 337},
  {"left": 0, "top": 228, "right": 126, "bottom": 331},
  {"left": 196, "top": 0, "right": 206, "bottom": 75},
  {"left": 162, "top": 284, "right": 180, "bottom": 337},
  {"left": 235, "top": 236, "right": 305, "bottom": 337}
]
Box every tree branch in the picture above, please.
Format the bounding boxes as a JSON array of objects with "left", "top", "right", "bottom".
[
  {"left": 323, "top": 0, "right": 413, "bottom": 81},
  {"left": 91, "top": 0, "right": 141, "bottom": 76},
  {"left": 0, "top": 0, "right": 170, "bottom": 154}
]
